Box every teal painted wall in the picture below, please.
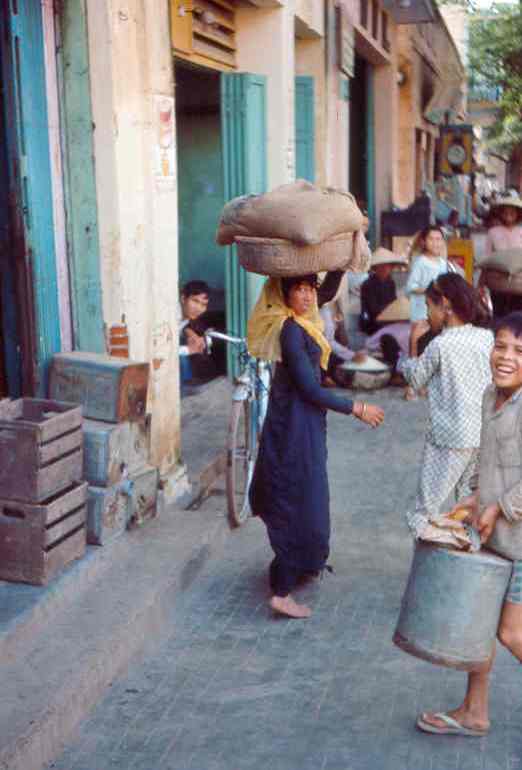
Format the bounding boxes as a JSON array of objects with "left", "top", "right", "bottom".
[
  {"left": 176, "top": 65, "right": 225, "bottom": 294},
  {"left": 177, "top": 113, "right": 225, "bottom": 290}
]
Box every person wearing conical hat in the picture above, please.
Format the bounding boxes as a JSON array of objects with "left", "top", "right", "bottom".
[
  {"left": 482, "top": 196, "right": 522, "bottom": 317},
  {"left": 359, "top": 247, "right": 407, "bottom": 336}
]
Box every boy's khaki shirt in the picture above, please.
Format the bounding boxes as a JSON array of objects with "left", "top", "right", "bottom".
[{"left": 478, "top": 384, "right": 522, "bottom": 561}]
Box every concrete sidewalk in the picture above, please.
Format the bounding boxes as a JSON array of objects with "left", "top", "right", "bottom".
[{"left": 45, "top": 389, "right": 522, "bottom": 770}]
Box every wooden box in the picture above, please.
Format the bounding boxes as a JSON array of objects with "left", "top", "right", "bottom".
[
  {"left": 0, "top": 399, "right": 83, "bottom": 503},
  {"left": 86, "top": 484, "right": 131, "bottom": 546},
  {"left": 83, "top": 419, "right": 150, "bottom": 487},
  {"left": 128, "top": 466, "right": 159, "bottom": 529},
  {"left": 49, "top": 352, "right": 149, "bottom": 423},
  {"left": 0, "top": 483, "right": 87, "bottom": 585}
]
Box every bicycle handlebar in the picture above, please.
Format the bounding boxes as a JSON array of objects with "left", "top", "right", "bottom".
[{"left": 205, "top": 330, "right": 245, "bottom": 346}]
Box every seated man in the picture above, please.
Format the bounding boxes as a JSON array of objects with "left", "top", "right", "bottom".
[
  {"left": 179, "top": 280, "right": 217, "bottom": 385},
  {"left": 359, "top": 248, "right": 410, "bottom": 376},
  {"left": 359, "top": 247, "right": 403, "bottom": 334}
]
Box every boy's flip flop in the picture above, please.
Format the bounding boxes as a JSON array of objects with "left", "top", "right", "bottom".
[{"left": 416, "top": 712, "right": 489, "bottom": 737}]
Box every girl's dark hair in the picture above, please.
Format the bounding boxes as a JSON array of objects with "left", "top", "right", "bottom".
[
  {"left": 426, "top": 273, "right": 491, "bottom": 328},
  {"left": 420, "top": 225, "right": 445, "bottom": 242},
  {"left": 281, "top": 274, "right": 318, "bottom": 302},
  {"left": 494, "top": 312, "right": 522, "bottom": 340}
]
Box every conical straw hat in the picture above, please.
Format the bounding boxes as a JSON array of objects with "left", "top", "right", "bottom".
[
  {"left": 491, "top": 196, "right": 522, "bottom": 211},
  {"left": 376, "top": 295, "right": 410, "bottom": 322},
  {"left": 371, "top": 247, "right": 407, "bottom": 268}
]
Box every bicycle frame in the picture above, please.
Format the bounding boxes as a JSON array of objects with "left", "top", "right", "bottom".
[
  {"left": 206, "top": 330, "right": 271, "bottom": 522},
  {"left": 205, "top": 330, "right": 270, "bottom": 433}
]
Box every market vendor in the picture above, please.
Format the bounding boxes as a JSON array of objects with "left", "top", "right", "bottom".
[
  {"left": 358, "top": 248, "right": 410, "bottom": 373},
  {"left": 481, "top": 196, "right": 522, "bottom": 317},
  {"left": 359, "top": 247, "right": 406, "bottom": 335}
]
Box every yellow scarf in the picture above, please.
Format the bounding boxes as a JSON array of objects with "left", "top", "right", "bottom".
[{"left": 247, "top": 277, "right": 331, "bottom": 370}]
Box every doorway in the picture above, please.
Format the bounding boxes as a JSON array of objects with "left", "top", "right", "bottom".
[
  {"left": 0, "top": 1, "right": 63, "bottom": 397},
  {"left": 175, "top": 63, "right": 227, "bottom": 387},
  {"left": 0, "top": 22, "right": 24, "bottom": 398},
  {"left": 349, "top": 54, "right": 375, "bottom": 245}
]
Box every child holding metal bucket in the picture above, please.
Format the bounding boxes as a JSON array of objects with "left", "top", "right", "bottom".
[
  {"left": 398, "top": 273, "right": 493, "bottom": 541},
  {"left": 416, "top": 312, "right": 522, "bottom": 737}
]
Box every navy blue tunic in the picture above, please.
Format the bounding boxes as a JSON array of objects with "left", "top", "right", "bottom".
[{"left": 249, "top": 318, "right": 354, "bottom": 579}]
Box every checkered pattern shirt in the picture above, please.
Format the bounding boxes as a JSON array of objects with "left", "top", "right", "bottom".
[{"left": 399, "top": 325, "right": 494, "bottom": 448}]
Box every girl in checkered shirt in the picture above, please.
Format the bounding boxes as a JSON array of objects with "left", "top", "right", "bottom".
[{"left": 398, "top": 273, "right": 493, "bottom": 538}]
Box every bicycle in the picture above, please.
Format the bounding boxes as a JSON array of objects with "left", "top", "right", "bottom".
[{"left": 205, "top": 330, "right": 271, "bottom": 528}]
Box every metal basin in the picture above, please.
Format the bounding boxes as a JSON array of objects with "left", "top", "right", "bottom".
[{"left": 394, "top": 542, "right": 512, "bottom": 671}]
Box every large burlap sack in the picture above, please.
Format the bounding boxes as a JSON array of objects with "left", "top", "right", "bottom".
[
  {"left": 478, "top": 248, "right": 522, "bottom": 276},
  {"left": 481, "top": 268, "right": 522, "bottom": 296},
  {"left": 216, "top": 180, "right": 364, "bottom": 246}
]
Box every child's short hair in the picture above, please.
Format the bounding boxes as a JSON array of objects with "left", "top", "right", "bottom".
[
  {"left": 494, "top": 312, "right": 522, "bottom": 340},
  {"left": 182, "top": 280, "right": 210, "bottom": 298}
]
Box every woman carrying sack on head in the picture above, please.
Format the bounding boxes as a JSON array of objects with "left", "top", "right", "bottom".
[{"left": 248, "top": 272, "right": 384, "bottom": 620}]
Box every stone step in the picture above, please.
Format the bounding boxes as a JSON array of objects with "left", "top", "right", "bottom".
[{"left": 0, "top": 504, "right": 230, "bottom": 770}]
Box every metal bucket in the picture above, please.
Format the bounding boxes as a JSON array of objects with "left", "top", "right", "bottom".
[{"left": 393, "top": 542, "right": 512, "bottom": 671}]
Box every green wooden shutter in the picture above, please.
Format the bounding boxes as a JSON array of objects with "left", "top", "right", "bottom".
[
  {"left": 295, "top": 76, "right": 315, "bottom": 182},
  {"left": 58, "top": 1, "right": 104, "bottom": 353},
  {"left": 221, "top": 73, "right": 267, "bottom": 367}
]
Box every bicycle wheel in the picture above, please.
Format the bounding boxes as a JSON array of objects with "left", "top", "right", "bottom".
[{"left": 226, "top": 399, "right": 256, "bottom": 528}]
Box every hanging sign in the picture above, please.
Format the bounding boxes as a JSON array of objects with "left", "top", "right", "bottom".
[
  {"left": 439, "top": 124, "right": 474, "bottom": 176},
  {"left": 337, "top": 6, "right": 354, "bottom": 78}
]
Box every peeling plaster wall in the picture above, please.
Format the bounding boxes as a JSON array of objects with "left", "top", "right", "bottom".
[
  {"left": 295, "top": 37, "right": 327, "bottom": 185},
  {"left": 87, "top": 0, "right": 181, "bottom": 476},
  {"left": 325, "top": 0, "right": 348, "bottom": 189},
  {"left": 235, "top": 1, "right": 296, "bottom": 187}
]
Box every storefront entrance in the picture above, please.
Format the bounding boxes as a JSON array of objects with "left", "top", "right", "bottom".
[
  {"left": 175, "top": 63, "right": 267, "bottom": 384},
  {"left": 349, "top": 54, "right": 375, "bottom": 245}
]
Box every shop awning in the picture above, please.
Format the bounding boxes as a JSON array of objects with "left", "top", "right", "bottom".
[{"left": 424, "top": 78, "right": 464, "bottom": 125}]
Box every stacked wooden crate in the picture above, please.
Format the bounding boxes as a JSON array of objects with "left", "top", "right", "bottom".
[
  {"left": 49, "top": 353, "right": 158, "bottom": 545},
  {"left": 0, "top": 399, "right": 86, "bottom": 585}
]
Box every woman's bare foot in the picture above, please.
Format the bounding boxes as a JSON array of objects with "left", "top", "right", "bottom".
[
  {"left": 269, "top": 594, "right": 312, "bottom": 618},
  {"left": 419, "top": 708, "right": 490, "bottom": 735},
  {"left": 404, "top": 385, "right": 417, "bottom": 401}
]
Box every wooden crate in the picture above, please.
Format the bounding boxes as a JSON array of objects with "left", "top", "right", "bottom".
[
  {"left": 0, "top": 399, "right": 83, "bottom": 503},
  {"left": 49, "top": 352, "right": 149, "bottom": 423},
  {"left": 86, "top": 484, "right": 131, "bottom": 546},
  {"left": 83, "top": 418, "right": 150, "bottom": 487},
  {"left": 0, "top": 482, "right": 87, "bottom": 585},
  {"left": 128, "top": 466, "right": 159, "bottom": 529}
]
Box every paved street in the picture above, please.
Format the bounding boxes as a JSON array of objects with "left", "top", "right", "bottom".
[{"left": 48, "top": 390, "right": 522, "bottom": 770}]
